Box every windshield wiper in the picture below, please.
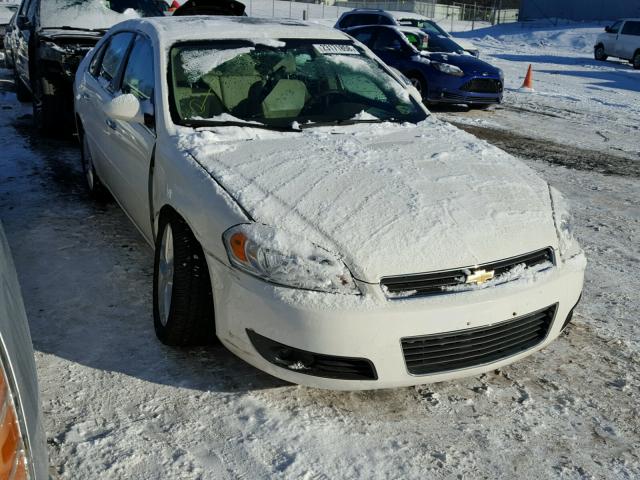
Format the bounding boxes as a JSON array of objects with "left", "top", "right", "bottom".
[
  {"left": 183, "top": 119, "right": 298, "bottom": 132},
  {"left": 299, "top": 118, "right": 386, "bottom": 130},
  {"left": 42, "top": 26, "right": 108, "bottom": 33}
]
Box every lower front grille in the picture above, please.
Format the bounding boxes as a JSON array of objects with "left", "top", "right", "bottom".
[
  {"left": 401, "top": 305, "right": 557, "bottom": 375},
  {"left": 247, "top": 330, "right": 377, "bottom": 380},
  {"left": 461, "top": 78, "right": 504, "bottom": 93}
]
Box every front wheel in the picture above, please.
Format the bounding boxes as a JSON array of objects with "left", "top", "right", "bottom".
[
  {"left": 153, "top": 211, "right": 216, "bottom": 346},
  {"left": 80, "top": 133, "right": 111, "bottom": 201},
  {"left": 594, "top": 45, "right": 608, "bottom": 61},
  {"left": 408, "top": 74, "right": 427, "bottom": 101}
]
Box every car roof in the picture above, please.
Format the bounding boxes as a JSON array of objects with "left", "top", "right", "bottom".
[
  {"left": 114, "top": 16, "right": 350, "bottom": 45},
  {"left": 392, "top": 12, "right": 429, "bottom": 20},
  {"left": 343, "top": 8, "right": 391, "bottom": 15}
]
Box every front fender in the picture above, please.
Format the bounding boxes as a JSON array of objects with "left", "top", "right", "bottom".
[{"left": 151, "top": 140, "right": 250, "bottom": 265}]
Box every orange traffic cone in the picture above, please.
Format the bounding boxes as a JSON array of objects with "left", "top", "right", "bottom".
[{"left": 520, "top": 64, "right": 534, "bottom": 92}]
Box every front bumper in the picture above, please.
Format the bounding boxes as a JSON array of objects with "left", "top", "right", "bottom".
[
  {"left": 428, "top": 75, "right": 503, "bottom": 105},
  {"left": 207, "top": 253, "right": 585, "bottom": 390}
]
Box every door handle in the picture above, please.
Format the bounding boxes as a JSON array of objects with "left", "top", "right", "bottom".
[{"left": 106, "top": 119, "right": 116, "bottom": 130}]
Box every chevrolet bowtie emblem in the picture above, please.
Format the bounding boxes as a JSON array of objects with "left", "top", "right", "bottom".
[{"left": 465, "top": 269, "right": 495, "bottom": 285}]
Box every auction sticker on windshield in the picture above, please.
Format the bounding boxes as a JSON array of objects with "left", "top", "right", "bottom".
[{"left": 313, "top": 44, "right": 359, "bottom": 55}]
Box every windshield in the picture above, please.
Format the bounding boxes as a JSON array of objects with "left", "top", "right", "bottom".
[
  {"left": 169, "top": 40, "right": 427, "bottom": 129},
  {"left": 402, "top": 30, "right": 464, "bottom": 55},
  {"left": 40, "top": 0, "right": 165, "bottom": 30},
  {"left": 398, "top": 19, "right": 447, "bottom": 36}
]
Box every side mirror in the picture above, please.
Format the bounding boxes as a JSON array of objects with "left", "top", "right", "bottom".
[
  {"left": 16, "top": 15, "right": 31, "bottom": 29},
  {"left": 604, "top": 25, "right": 611, "bottom": 33},
  {"left": 103, "top": 93, "right": 145, "bottom": 123}
]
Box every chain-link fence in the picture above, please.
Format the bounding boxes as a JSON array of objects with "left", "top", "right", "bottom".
[{"left": 245, "top": 0, "right": 518, "bottom": 30}]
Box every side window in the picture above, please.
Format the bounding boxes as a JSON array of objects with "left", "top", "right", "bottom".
[
  {"left": 379, "top": 15, "right": 395, "bottom": 26},
  {"left": 97, "top": 32, "right": 135, "bottom": 88},
  {"left": 609, "top": 21, "right": 622, "bottom": 33},
  {"left": 89, "top": 41, "right": 109, "bottom": 77},
  {"left": 121, "top": 35, "right": 155, "bottom": 103},
  {"left": 372, "top": 29, "right": 403, "bottom": 51},
  {"left": 622, "top": 21, "right": 640, "bottom": 36}
]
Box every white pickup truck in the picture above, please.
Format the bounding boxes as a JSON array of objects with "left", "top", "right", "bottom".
[{"left": 594, "top": 18, "right": 640, "bottom": 69}]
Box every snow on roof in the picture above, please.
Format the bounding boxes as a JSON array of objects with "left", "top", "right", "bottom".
[
  {"left": 392, "top": 11, "right": 429, "bottom": 20},
  {"left": 113, "top": 16, "right": 349, "bottom": 46}
]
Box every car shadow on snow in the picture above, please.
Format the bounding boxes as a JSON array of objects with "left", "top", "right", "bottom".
[
  {"left": 535, "top": 68, "right": 640, "bottom": 93},
  {"left": 3, "top": 101, "right": 287, "bottom": 395}
]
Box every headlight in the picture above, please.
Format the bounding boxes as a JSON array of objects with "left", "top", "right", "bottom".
[
  {"left": 223, "top": 224, "right": 360, "bottom": 295},
  {"left": 549, "top": 186, "right": 581, "bottom": 261},
  {"left": 432, "top": 62, "right": 464, "bottom": 76}
]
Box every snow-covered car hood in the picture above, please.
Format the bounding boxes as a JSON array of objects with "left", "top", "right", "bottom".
[
  {"left": 421, "top": 52, "right": 500, "bottom": 76},
  {"left": 180, "top": 118, "right": 558, "bottom": 282},
  {"left": 453, "top": 37, "right": 477, "bottom": 52}
]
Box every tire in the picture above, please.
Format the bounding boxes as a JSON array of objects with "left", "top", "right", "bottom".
[
  {"left": 13, "top": 71, "right": 31, "bottom": 102},
  {"left": 408, "top": 73, "right": 428, "bottom": 101},
  {"left": 80, "top": 132, "right": 111, "bottom": 201},
  {"left": 594, "top": 44, "right": 608, "bottom": 61},
  {"left": 633, "top": 51, "right": 640, "bottom": 70},
  {"left": 153, "top": 211, "right": 215, "bottom": 346},
  {"left": 32, "top": 74, "right": 68, "bottom": 136}
]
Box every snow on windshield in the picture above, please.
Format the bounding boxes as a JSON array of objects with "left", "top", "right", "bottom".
[
  {"left": 325, "top": 54, "right": 411, "bottom": 102},
  {"left": 40, "top": 0, "right": 150, "bottom": 30},
  {"left": 180, "top": 47, "right": 255, "bottom": 84}
]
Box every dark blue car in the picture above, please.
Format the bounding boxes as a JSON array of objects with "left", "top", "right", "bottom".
[{"left": 345, "top": 25, "right": 504, "bottom": 108}]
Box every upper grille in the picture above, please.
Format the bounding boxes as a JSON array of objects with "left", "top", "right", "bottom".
[
  {"left": 461, "top": 78, "right": 503, "bottom": 93},
  {"left": 401, "top": 304, "right": 557, "bottom": 375},
  {"left": 381, "top": 248, "right": 554, "bottom": 298}
]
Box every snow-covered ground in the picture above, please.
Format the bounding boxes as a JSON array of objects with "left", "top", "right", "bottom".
[
  {"left": 0, "top": 19, "right": 639, "bottom": 480},
  {"left": 445, "top": 22, "right": 640, "bottom": 162}
]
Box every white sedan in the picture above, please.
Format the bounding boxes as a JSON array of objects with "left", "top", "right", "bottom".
[{"left": 73, "top": 16, "right": 585, "bottom": 390}]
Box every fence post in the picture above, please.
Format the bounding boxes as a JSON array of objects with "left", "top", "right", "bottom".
[
  {"left": 272, "top": 0, "right": 274, "bottom": 17},
  {"left": 451, "top": 5, "right": 454, "bottom": 32},
  {"left": 472, "top": 2, "right": 476, "bottom": 29}
]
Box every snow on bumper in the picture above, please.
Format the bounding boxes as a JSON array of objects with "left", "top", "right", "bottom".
[{"left": 207, "top": 253, "right": 586, "bottom": 390}]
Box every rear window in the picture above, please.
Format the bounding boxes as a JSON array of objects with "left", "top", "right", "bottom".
[{"left": 344, "top": 14, "right": 382, "bottom": 28}]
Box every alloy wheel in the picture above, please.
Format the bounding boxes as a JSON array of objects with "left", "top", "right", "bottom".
[
  {"left": 81, "top": 136, "right": 95, "bottom": 191},
  {"left": 158, "top": 224, "right": 175, "bottom": 327}
]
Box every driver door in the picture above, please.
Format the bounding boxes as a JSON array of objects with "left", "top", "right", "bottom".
[
  {"left": 603, "top": 21, "right": 622, "bottom": 55},
  {"left": 102, "top": 34, "right": 157, "bottom": 243}
]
